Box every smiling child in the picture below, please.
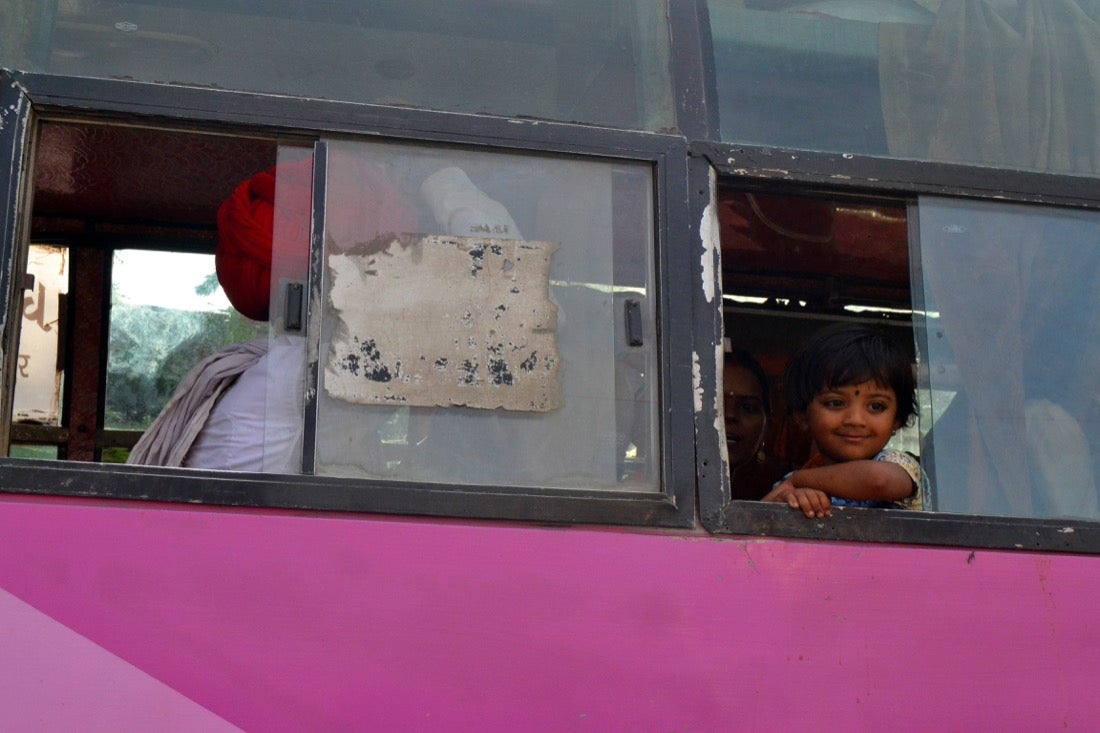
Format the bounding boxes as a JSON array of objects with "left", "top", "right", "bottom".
[{"left": 762, "top": 323, "right": 924, "bottom": 518}]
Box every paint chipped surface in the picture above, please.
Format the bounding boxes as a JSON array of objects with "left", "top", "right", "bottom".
[
  {"left": 699, "top": 200, "right": 718, "bottom": 304},
  {"left": 325, "top": 234, "right": 561, "bottom": 411},
  {"left": 714, "top": 341, "right": 729, "bottom": 468},
  {"left": 692, "top": 350, "right": 703, "bottom": 413}
]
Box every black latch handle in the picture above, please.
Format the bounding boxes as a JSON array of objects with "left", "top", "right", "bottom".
[{"left": 624, "top": 298, "right": 643, "bottom": 347}]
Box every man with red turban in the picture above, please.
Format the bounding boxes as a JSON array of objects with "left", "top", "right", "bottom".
[{"left": 131, "top": 154, "right": 417, "bottom": 470}]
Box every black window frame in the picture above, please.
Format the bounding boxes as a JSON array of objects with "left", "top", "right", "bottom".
[
  {"left": 689, "top": 141, "right": 1100, "bottom": 554},
  {"left": 0, "top": 69, "right": 696, "bottom": 529}
]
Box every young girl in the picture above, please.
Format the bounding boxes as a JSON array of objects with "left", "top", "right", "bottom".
[{"left": 762, "top": 323, "right": 924, "bottom": 518}]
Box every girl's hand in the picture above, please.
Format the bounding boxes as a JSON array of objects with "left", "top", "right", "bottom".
[{"left": 762, "top": 481, "right": 833, "bottom": 518}]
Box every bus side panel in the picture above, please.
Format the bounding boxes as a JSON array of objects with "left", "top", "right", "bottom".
[{"left": 0, "top": 494, "right": 1096, "bottom": 731}]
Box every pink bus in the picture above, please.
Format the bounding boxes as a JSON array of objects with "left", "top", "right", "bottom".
[{"left": 2, "top": 1, "right": 1100, "bottom": 730}]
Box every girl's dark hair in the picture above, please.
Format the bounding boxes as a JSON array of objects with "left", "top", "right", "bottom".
[
  {"left": 725, "top": 346, "right": 771, "bottom": 416},
  {"left": 784, "top": 323, "right": 918, "bottom": 427}
]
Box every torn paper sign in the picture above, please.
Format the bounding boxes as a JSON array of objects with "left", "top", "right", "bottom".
[{"left": 325, "top": 235, "right": 562, "bottom": 411}]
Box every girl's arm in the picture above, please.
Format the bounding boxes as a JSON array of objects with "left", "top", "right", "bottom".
[{"left": 762, "top": 459, "right": 915, "bottom": 517}]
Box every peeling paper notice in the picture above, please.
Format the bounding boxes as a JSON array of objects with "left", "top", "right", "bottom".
[{"left": 325, "top": 235, "right": 562, "bottom": 411}]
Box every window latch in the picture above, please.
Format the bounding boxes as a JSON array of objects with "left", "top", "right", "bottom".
[
  {"left": 284, "top": 280, "right": 304, "bottom": 332},
  {"left": 624, "top": 298, "right": 643, "bottom": 347}
]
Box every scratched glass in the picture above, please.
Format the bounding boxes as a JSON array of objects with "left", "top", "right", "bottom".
[
  {"left": 913, "top": 197, "right": 1100, "bottom": 519},
  {"left": 1, "top": 0, "right": 673, "bottom": 133},
  {"left": 706, "top": 1, "right": 1100, "bottom": 176},
  {"left": 308, "top": 139, "right": 660, "bottom": 491}
]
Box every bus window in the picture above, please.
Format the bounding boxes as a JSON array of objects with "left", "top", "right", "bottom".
[
  {"left": 718, "top": 189, "right": 917, "bottom": 502},
  {"left": 720, "top": 188, "right": 1100, "bottom": 522},
  {"left": 8, "top": 120, "right": 661, "bottom": 495},
  {"left": 914, "top": 197, "right": 1100, "bottom": 520}
]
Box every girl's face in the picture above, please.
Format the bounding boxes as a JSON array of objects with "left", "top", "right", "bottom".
[
  {"left": 724, "top": 363, "right": 767, "bottom": 469},
  {"left": 799, "top": 380, "right": 901, "bottom": 465}
]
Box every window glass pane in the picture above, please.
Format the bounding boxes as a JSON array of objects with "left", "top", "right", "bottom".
[
  {"left": 2, "top": 0, "right": 673, "bottom": 132},
  {"left": 914, "top": 197, "right": 1100, "bottom": 519},
  {"left": 707, "top": 1, "right": 1100, "bottom": 176},
  {"left": 105, "top": 249, "right": 263, "bottom": 431},
  {"left": 312, "top": 139, "right": 659, "bottom": 491}
]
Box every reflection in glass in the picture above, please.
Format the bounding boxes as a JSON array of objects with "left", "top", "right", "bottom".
[
  {"left": 708, "top": 1, "right": 897, "bottom": 154},
  {"left": 311, "top": 140, "right": 659, "bottom": 492},
  {"left": 2, "top": 0, "right": 672, "bottom": 132},
  {"left": 914, "top": 197, "right": 1100, "bottom": 519},
  {"left": 708, "top": 1, "right": 1100, "bottom": 176}
]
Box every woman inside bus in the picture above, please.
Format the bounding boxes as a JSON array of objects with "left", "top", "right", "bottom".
[
  {"left": 724, "top": 345, "right": 768, "bottom": 470},
  {"left": 725, "top": 344, "right": 791, "bottom": 500}
]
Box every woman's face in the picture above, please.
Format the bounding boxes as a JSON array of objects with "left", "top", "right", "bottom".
[{"left": 724, "top": 363, "right": 767, "bottom": 469}]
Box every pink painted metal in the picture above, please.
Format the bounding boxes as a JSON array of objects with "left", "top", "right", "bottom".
[{"left": 0, "top": 494, "right": 1097, "bottom": 731}]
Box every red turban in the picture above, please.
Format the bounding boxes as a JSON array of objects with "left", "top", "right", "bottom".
[
  {"left": 216, "top": 163, "right": 310, "bottom": 321},
  {"left": 216, "top": 156, "right": 418, "bottom": 321}
]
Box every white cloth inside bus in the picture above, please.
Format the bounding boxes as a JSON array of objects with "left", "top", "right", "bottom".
[
  {"left": 127, "top": 338, "right": 268, "bottom": 468},
  {"left": 420, "top": 166, "right": 523, "bottom": 239},
  {"left": 183, "top": 335, "right": 306, "bottom": 473},
  {"left": 134, "top": 332, "right": 391, "bottom": 474}
]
